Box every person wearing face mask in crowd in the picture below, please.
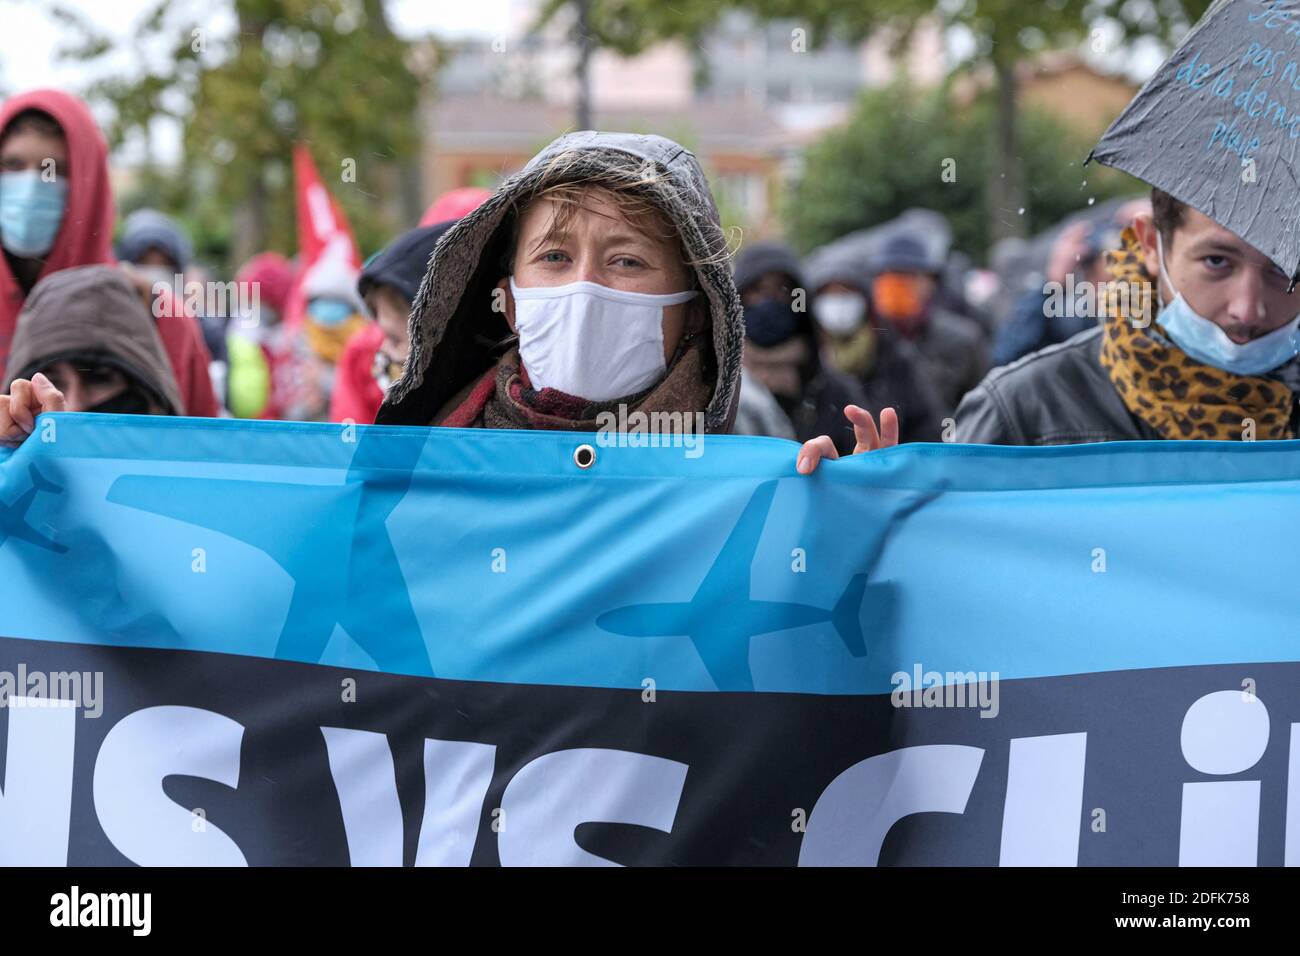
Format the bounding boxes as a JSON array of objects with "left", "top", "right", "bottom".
[
  {"left": 261, "top": 238, "right": 365, "bottom": 422},
  {"left": 302, "top": 238, "right": 368, "bottom": 364},
  {"left": 376, "top": 131, "right": 743, "bottom": 437},
  {"left": 116, "top": 208, "right": 233, "bottom": 410},
  {"left": 0, "top": 92, "right": 109, "bottom": 378},
  {"left": 953, "top": 190, "right": 1300, "bottom": 444},
  {"left": 116, "top": 208, "right": 192, "bottom": 286},
  {"left": 0, "top": 90, "right": 217, "bottom": 418},
  {"left": 225, "top": 251, "right": 296, "bottom": 420},
  {"left": 801, "top": 245, "right": 942, "bottom": 445},
  {"left": 796, "top": 188, "right": 1300, "bottom": 472},
  {"left": 330, "top": 219, "right": 459, "bottom": 424},
  {"left": 733, "top": 240, "right": 917, "bottom": 454},
  {"left": 0, "top": 265, "right": 183, "bottom": 444},
  {"left": 868, "top": 233, "right": 989, "bottom": 416}
]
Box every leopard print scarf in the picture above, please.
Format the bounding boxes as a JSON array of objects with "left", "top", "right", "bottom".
[{"left": 1098, "top": 226, "right": 1294, "bottom": 440}]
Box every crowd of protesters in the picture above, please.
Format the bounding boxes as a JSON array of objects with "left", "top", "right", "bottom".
[{"left": 3, "top": 86, "right": 1298, "bottom": 469}]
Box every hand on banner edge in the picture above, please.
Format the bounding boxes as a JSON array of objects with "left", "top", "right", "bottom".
[
  {"left": 795, "top": 405, "right": 899, "bottom": 475},
  {"left": 0, "top": 373, "right": 66, "bottom": 447}
]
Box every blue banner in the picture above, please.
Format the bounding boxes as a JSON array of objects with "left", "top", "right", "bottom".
[{"left": 0, "top": 414, "right": 1297, "bottom": 865}]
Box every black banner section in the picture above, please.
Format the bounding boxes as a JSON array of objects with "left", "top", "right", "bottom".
[{"left": 0, "top": 636, "right": 1294, "bottom": 866}]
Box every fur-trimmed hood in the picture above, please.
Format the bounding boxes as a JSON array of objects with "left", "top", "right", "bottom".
[{"left": 375, "top": 131, "right": 744, "bottom": 433}]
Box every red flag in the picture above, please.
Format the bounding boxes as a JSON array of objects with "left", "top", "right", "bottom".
[{"left": 285, "top": 144, "right": 362, "bottom": 327}]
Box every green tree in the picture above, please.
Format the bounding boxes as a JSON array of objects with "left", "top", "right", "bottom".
[
  {"left": 50, "top": 0, "right": 437, "bottom": 269},
  {"left": 719, "top": 0, "right": 1214, "bottom": 242},
  {"left": 785, "top": 82, "right": 1139, "bottom": 262}
]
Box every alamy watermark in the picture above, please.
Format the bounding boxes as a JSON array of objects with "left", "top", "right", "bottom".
[
  {"left": 890, "top": 663, "right": 1000, "bottom": 719},
  {"left": 50, "top": 886, "right": 150, "bottom": 935},
  {"left": 595, "top": 405, "right": 706, "bottom": 459},
  {"left": 150, "top": 274, "right": 262, "bottom": 327},
  {"left": 1044, "top": 275, "right": 1153, "bottom": 328},
  {"left": 0, "top": 664, "right": 103, "bottom": 718}
]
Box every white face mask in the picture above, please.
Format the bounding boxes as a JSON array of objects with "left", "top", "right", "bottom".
[
  {"left": 813, "top": 292, "right": 866, "bottom": 336},
  {"left": 509, "top": 277, "right": 698, "bottom": 401},
  {"left": 1155, "top": 233, "right": 1300, "bottom": 375}
]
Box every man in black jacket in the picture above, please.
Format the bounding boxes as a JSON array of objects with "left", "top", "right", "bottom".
[{"left": 796, "top": 187, "right": 1300, "bottom": 471}]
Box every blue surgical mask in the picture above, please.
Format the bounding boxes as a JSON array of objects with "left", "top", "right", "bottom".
[
  {"left": 307, "top": 298, "right": 354, "bottom": 327},
  {"left": 1155, "top": 233, "right": 1300, "bottom": 375},
  {"left": 0, "top": 170, "right": 68, "bottom": 258}
]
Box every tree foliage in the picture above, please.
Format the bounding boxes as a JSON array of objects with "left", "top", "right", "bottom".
[
  {"left": 539, "top": 0, "right": 1214, "bottom": 244},
  {"left": 783, "top": 82, "right": 1141, "bottom": 262},
  {"left": 540, "top": 0, "right": 1215, "bottom": 77},
  {"left": 49, "top": 0, "right": 436, "bottom": 268}
]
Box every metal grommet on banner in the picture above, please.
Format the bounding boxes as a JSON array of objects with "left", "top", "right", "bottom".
[{"left": 573, "top": 443, "right": 596, "bottom": 469}]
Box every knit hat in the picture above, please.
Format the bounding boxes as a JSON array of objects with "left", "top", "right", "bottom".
[{"left": 116, "top": 209, "right": 192, "bottom": 271}]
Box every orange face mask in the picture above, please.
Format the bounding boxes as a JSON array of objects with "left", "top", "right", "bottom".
[{"left": 871, "top": 272, "right": 929, "bottom": 331}]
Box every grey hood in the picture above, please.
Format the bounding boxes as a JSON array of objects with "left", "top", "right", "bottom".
[
  {"left": 6, "top": 265, "right": 183, "bottom": 416},
  {"left": 376, "top": 130, "right": 744, "bottom": 433}
]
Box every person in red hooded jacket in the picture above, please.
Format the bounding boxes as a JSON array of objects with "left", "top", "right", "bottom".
[
  {"left": 225, "top": 251, "right": 296, "bottom": 419},
  {"left": 0, "top": 89, "right": 217, "bottom": 416}
]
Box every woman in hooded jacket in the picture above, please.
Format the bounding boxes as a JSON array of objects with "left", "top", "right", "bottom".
[
  {"left": 376, "top": 131, "right": 744, "bottom": 436},
  {"left": 4, "top": 132, "right": 745, "bottom": 447}
]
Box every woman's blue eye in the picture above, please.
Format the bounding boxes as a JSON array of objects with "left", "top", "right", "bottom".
[
  {"left": 1204, "top": 255, "right": 1229, "bottom": 270},
  {"left": 541, "top": 251, "right": 568, "bottom": 263},
  {"left": 614, "top": 256, "right": 643, "bottom": 268}
]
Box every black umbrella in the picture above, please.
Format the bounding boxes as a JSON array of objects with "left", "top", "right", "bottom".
[{"left": 1088, "top": 0, "right": 1300, "bottom": 285}]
